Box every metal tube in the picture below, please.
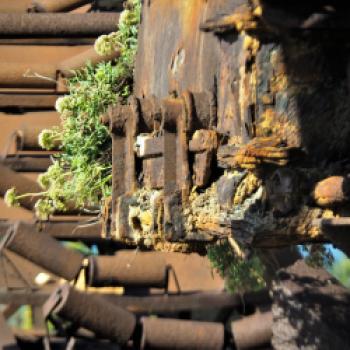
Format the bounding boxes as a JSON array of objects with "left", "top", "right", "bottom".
[
  {"left": 0, "top": 0, "right": 31, "bottom": 13},
  {"left": 231, "top": 312, "right": 273, "bottom": 350},
  {"left": 58, "top": 47, "right": 120, "bottom": 78},
  {"left": 43, "top": 284, "right": 136, "bottom": 344},
  {"left": 141, "top": 317, "right": 225, "bottom": 350},
  {"left": 86, "top": 251, "right": 168, "bottom": 288},
  {"left": 0, "top": 93, "right": 57, "bottom": 109},
  {"left": 5, "top": 222, "right": 84, "bottom": 281},
  {"left": 4, "top": 155, "right": 52, "bottom": 172},
  {"left": 0, "top": 13, "right": 120, "bottom": 38},
  {"left": 0, "top": 163, "right": 42, "bottom": 209},
  {"left": 0, "top": 62, "right": 57, "bottom": 88},
  {"left": 31, "top": 0, "right": 91, "bottom": 13}
]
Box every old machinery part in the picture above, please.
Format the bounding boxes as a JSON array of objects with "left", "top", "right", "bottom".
[
  {"left": 231, "top": 311, "right": 273, "bottom": 349},
  {"left": 4, "top": 222, "right": 84, "bottom": 281},
  {"left": 0, "top": 13, "right": 120, "bottom": 38},
  {"left": 31, "top": 0, "right": 91, "bottom": 13},
  {"left": 0, "top": 62, "right": 57, "bottom": 88},
  {"left": 43, "top": 283, "right": 137, "bottom": 345},
  {"left": 4, "top": 154, "right": 52, "bottom": 172},
  {"left": 86, "top": 250, "right": 168, "bottom": 288},
  {"left": 140, "top": 317, "right": 225, "bottom": 350},
  {"left": 58, "top": 47, "right": 120, "bottom": 78}
]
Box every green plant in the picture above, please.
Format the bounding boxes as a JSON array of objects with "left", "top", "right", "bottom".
[
  {"left": 207, "top": 240, "right": 266, "bottom": 294},
  {"left": 4, "top": 0, "right": 141, "bottom": 219}
]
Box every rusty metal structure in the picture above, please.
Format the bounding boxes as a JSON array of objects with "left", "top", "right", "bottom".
[
  {"left": 96, "top": 0, "right": 350, "bottom": 257},
  {"left": 1, "top": 0, "right": 350, "bottom": 349}
]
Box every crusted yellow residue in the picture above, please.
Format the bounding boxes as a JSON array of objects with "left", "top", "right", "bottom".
[{"left": 234, "top": 172, "right": 261, "bottom": 205}]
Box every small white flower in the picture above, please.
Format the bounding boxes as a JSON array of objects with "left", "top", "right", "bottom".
[{"left": 4, "top": 187, "right": 19, "bottom": 207}]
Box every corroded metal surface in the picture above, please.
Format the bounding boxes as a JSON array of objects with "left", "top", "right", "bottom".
[
  {"left": 103, "top": 0, "right": 350, "bottom": 254},
  {"left": 0, "top": 13, "right": 120, "bottom": 38}
]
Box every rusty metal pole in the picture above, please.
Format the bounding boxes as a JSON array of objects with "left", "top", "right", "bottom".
[
  {"left": 58, "top": 47, "right": 120, "bottom": 78},
  {"left": 5, "top": 222, "right": 84, "bottom": 281},
  {"left": 43, "top": 284, "right": 136, "bottom": 345},
  {"left": 31, "top": 0, "right": 91, "bottom": 12},
  {"left": 4, "top": 155, "right": 52, "bottom": 172},
  {"left": 231, "top": 311, "right": 273, "bottom": 349},
  {"left": 86, "top": 251, "right": 168, "bottom": 288},
  {"left": 0, "top": 163, "right": 42, "bottom": 210},
  {"left": 0, "top": 13, "right": 120, "bottom": 38},
  {"left": 141, "top": 317, "right": 225, "bottom": 350},
  {"left": 0, "top": 62, "right": 57, "bottom": 88},
  {"left": 0, "top": 0, "right": 31, "bottom": 13}
]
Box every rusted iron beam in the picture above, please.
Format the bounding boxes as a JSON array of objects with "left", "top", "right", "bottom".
[
  {"left": 4, "top": 221, "right": 84, "bottom": 281},
  {"left": 0, "top": 0, "right": 31, "bottom": 13},
  {"left": 86, "top": 251, "right": 168, "bottom": 288},
  {"left": 0, "top": 163, "right": 42, "bottom": 210},
  {"left": 31, "top": 0, "right": 91, "bottom": 13},
  {"left": 231, "top": 311, "right": 273, "bottom": 349},
  {"left": 0, "top": 93, "right": 57, "bottom": 109},
  {"left": 4, "top": 155, "right": 52, "bottom": 172},
  {"left": 0, "top": 13, "right": 120, "bottom": 38},
  {"left": 0, "top": 62, "right": 56, "bottom": 89},
  {"left": 0, "top": 220, "right": 103, "bottom": 241},
  {"left": 0, "top": 38, "right": 95, "bottom": 45},
  {"left": 0, "top": 288, "right": 270, "bottom": 311},
  {"left": 58, "top": 47, "right": 120, "bottom": 78},
  {"left": 43, "top": 284, "right": 136, "bottom": 345},
  {"left": 141, "top": 317, "right": 224, "bottom": 350}
]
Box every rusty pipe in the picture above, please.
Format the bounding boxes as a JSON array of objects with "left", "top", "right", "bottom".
[
  {"left": 231, "top": 311, "right": 273, "bottom": 349},
  {"left": 5, "top": 222, "right": 84, "bottom": 281},
  {"left": 86, "top": 251, "right": 168, "bottom": 288},
  {"left": 43, "top": 283, "right": 136, "bottom": 344},
  {"left": 0, "top": 62, "right": 57, "bottom": 88},
  {"left": 31, "top": 0, "right": 91, "bottom": 13},
  {"left": 141, "top": 317, "right": 225, "bottom": 350},
  {"left": 0, "top": 163, "right": 42, "bottom": 210},
  {"left": 0, "top": 0, "right": 32, "bottom": 13},
  {"left": 0, "top": 13, "right": 120, "bottom": 38},
  {"left": 58, "top": 47, "right": 120, "bottom": 78}
]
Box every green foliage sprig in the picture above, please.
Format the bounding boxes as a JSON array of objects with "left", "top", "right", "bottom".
[
  {"left": 207, "top": 240, "right": 266, "bottom": 294},
  {"left": 4, "top": 0, "right": 141, "bottom": 219}
]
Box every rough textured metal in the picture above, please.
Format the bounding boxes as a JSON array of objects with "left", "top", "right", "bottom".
[
  {"left": 58, "top": 47, "right": 120, "bottom": 78},
  {"left": 44, "top": 284, "right": 136, "bottom": 345},
  {"left": 0, "top": 0, "right": 31, "bottom": 13},
  {"left": 4, "top": 155, "right": 52, "bottom": 172},
  {"left": 86, "top": 251, "right": 168, "bottom": 288},
  {"left": 5, "top": 222, "right": 84, "bottom": 280},
  {"left": 0, "top": 93, "right": 57, "bottom": 109},
  {"left": 141, "top": 317, "right": 225, "bottom": 350},
  {"left": 231, "top": 311, "right": 272, "bottom": 349},
  {"left": 0, "top": 62, "right": 56, "bottom": 88},
  {"left": 31, "top": 0, "right": 90, "bottom": 12},
  {"left": 0, "top": 13, "right": 120, "bottom": 38}
]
